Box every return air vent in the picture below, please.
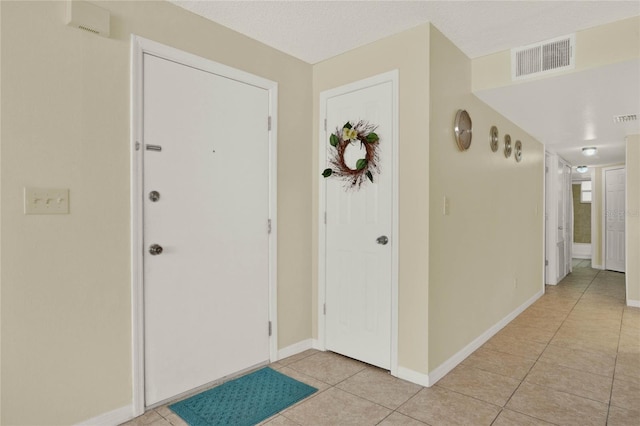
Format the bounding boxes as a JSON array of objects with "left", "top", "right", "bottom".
[
  {"left": 512, "top": 34, "right": 575, "bottom": 80},
  {"left": 613, "top": 114, "right": 638, "bottom": 123}
]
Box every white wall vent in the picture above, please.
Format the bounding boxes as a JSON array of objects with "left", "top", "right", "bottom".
[
  {"left": 613, "top": 114, "right": 638, "bottom": 123},
  {"left": 65, "top": 0, "right": 110, "bottom": 38},
  {"left": 511, "top": 34, "right": 575, "bottom": 80}
]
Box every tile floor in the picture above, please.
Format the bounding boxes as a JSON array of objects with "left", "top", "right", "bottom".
[{"left": 124, "top": 261, "right": 639, "bottom": 426}]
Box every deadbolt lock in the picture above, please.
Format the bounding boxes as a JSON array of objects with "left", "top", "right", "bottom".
[{"left": 149, "top": 191, "right": 160, "bottom": 202}]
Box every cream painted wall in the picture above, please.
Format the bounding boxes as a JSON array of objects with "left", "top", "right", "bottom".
[
  {"left": 312, "top": 25, "right": 431, "bottom": 374},
  {"left": 0, "top": 1, "right": 312, "bottom": 425},
  {"left": 473, "top": 16, "right": 640, "bottom": 91},
  {"left": 626, "top": 135, "right": 640, "bottom": 303},
  {"left": 428, "top": 26, "right": 544, "bottom": 370}
]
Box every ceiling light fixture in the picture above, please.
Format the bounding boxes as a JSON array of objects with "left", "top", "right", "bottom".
[
  {"left": 582, "top": 147, "right": 597, "bottom": 156},
  {"left": 576, "top": 165, "right": 588, "bottom": 173}
]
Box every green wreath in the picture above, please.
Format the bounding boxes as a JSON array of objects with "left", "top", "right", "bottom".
[{"left": 322, "top": 120, "right": 380, "bottom": 188}]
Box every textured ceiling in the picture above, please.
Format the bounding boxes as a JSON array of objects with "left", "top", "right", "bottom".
[{"left": 171, "top": 1, "right": 640, "bottom": 64}]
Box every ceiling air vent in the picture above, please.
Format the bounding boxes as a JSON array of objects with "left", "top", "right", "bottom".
[
  {"left": 613, "top": 114, "right": 638, "bottom": 123},
  {"left": 512, "top": 34, "right": 575, "bottom": 80}
]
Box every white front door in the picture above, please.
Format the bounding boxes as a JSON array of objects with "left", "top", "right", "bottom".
[
  {"left": 322, "top": 76, "right": 395, "bottom": 370},
  {"left": 605, "top": 168, "right": 625, "bottom": 272},
  {"left": 142, "top": 53, "right": 271, "bottom": 405}
]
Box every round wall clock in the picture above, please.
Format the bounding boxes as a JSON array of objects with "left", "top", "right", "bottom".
[
  {"left": 514, "top": 140, "right": 523, "bottom": 162},
  {"left": 489, "top": 126, "right": 499, "bottom": 152},
  {"left": 504, "top": 134, "right": 512, "bottom": 158},
  {"left": 454, "top": 109, "right": 472, "bottom": 151}
]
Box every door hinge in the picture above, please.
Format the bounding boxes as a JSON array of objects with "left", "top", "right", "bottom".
[
  {"left": 324, "top": 212, "right": 327, "bottom": 224},
  {"left": 545, "top": 259, "right": 549, "bottom": 266},
  {"left": 135, "top": 141, "right": 141, "bottom": 151},
  {"left": 324, "top": 118, "right": 327, "bottom": 131},
  {"left": 268, "top": 321, "right": 272, "bottom": 336},
  {"left": 323, "top": 303, "right": 326, "bottom": 315},
  {"left": 267, "top": 219, "right": 272, "bottom": 234},
  {"left": 268, "top": 116, "right": 272, "bottom": 131}
]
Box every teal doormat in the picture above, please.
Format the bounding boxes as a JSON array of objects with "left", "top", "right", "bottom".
[{"left": 169, "top": 367, "right": 317, "bottom": 426}]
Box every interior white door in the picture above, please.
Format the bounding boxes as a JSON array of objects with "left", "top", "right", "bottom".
[
  {"left": 143, "top": 54, "right": 270, "bottom": 405},
  {"left": 565, "top": 164, "right": 573, "bottom": 273},
  {"left": 605, "top": 168, "right": 626, "bottom": 272},
  {"left": 324, "top": 80, "right": 393, "bottom": 370}
]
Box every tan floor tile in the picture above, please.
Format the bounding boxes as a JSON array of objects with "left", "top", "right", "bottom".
[
  {"left": 163, "top": 413, "right": 188, "bottom": 426},
  {"left": 260, "top": 415, "right": 301, "bottom": 425},
  {"left": 335, "top": 367, "right": 422, "bottom": 409},
  {"left": 461, "top": 347, "right": 535, "bottom": 380},
  {"left": 483, "top": 333, "right": 547, "bottom": 360},
  {"left": 615, "top": 352, "right": 640, "bottom": 382},
  {"left": 550, "top": 331, "right": 619, "bottom": 356},
  {"left": 525, "top": 361, "right": 612, "bottom": 403},
  {"left": 277, "top": 366, "right": 331, "bottom": 391},
  {"left": 377, "top": 412, "right": 428, "bottom": 426},
  {"left": 611, "top": 377, "right": 640, "bottom": 410},
  {"left": 275, "top": 349, "right": 320, "bottom": 367},
  {"left": 121, "top": 410, "right": 166, "bottom": 426},
  {"left": 491, "top": 409, "right": 555, "bottom": 426},
  {"left": 495, "top": 323, "right": 556, "bottom": 344},
  {"left": 506, "top": 382, "right": 608, "bottom": 426},
  {"left": 397, "top": 386, "right": 501, "bottom": 426},
  {"left": 287, "top": 351, "right": 366, "bottom": 385},
  {"left": 607, "top": 405, "right": 640, "bottom": 426},
  {"left": 283, "top": 387, "right": 390, "bottom": 425},
  {"left": 539, "top": 344, "right": 616, "bottom": 377},
  {"left": 436, "top": 364, "right": 521, "bottom": 406},
  {"left": 154, "top": 406, "right": 173, "bottom": 418}
]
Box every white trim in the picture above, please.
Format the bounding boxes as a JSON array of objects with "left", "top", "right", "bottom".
[
  {"left": 572, "top": 243, "right": 591, "bottom": 259},
  {"left": 409, "top": 289, "right": 544, "bottom": 388},
  {"left": 277, "top": 339, "right": 314, "bottom": 360},
  {"left": 317, "top": 70, "right": 400, "bottom": 375},
  {"left": 396, "top": 367, "right": 430, "bottom": 387},
  {"left": 311, "top": 339, "right": 323, "bottom": 350},
  {"left": 592, "top": 264, "right": 604, "bottom": 270},
  {"left": 75, "top": 405, "right": 133, "bottom": 426},
  {"left": 627, "top": 299, "right": 640, "bottom": 308},
  {"left": 130, "top": 35, "right": 278, "bottom": 414}
]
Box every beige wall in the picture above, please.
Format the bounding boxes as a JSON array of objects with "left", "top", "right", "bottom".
[
  {"left": 312, "top": 25, "right": 431, "bottom": 374},
  {"left": 428, "top": 26, "right": 544, "bottom": 369},
  {"left": 626, "top": 135, "right": 640, "bottom": 303},
  {"left": 473, "top": 16, "right": 640, "bottom": 91},
  {"left": 0, "top": 1, "right": 312, "bottom": 424}
]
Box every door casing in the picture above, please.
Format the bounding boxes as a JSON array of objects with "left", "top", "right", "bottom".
[
  {"left": 602, "top": 166, "right": 626, "bottom": 273},
  {"left": 317, "top": 70, "right": 399, "bottom": 376},
  {"left": 130, "top": 35, "right": 278, "bottom": 416}
]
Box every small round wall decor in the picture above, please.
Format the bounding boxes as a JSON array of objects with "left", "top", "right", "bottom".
[
  {"left": 322, "top": 120, "right": 380, "bottom": 189},
  {"left": 454, "top": 109, "right": 472, "bottom": 151},
  {"left": 504, "top": 134, "right": 512, "bottom": 158},
  {"left": 489, "top": 126, "right": 499, "bottom": 152},
  {"left": 514, "top": 140, "right": 523, "bottom": 162}
]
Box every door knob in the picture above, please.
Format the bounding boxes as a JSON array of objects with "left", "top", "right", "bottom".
[
  {"left": 149, "top": 244, "right": 163, "bottom": 256},
  {"left": 376, "top": 235, "right": 389, "bottom": 245}
]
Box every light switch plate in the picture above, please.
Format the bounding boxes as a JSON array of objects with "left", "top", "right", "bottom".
[{"left": 24, "top": 188, "right": 69, "bottom": 215}]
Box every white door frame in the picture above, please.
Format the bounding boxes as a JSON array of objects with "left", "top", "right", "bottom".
[
  {"left": 601, "top": 166, "right": 625, "bottom": 273},
  {"left": 130, "top": 35, "right": 278, "bottom": 416},
  {"left": 317, "top": 70, "right": 399, "bottom": 376}
]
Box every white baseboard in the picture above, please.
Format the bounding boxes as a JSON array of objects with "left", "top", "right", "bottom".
[
  {"left": 572, "top": 243, "right": 591, "bottom": 259},
  {"left": 396, "top": 366, "right": 430, "bottom": 387},
  {"left": 627, "top": 299, "right": 640, "bottom": 308},
  {"left": 277, "top": 339, "right": 314, "bottom": 360},
  {"left": 410, "top": 289, "right": 544, "bottom": 387},
  {"left": 592, "top": 264, "right": 603, "bottom": 270},
  {"left": 76, "top": 404, "right": 133, "bottom": 426},
  {"left": 311, "top": 339, "right": 324, "bottom": 350}
]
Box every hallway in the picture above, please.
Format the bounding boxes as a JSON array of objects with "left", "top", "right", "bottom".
[{"left": 127, "top": 262, "right": 639, "bottom": 426}]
